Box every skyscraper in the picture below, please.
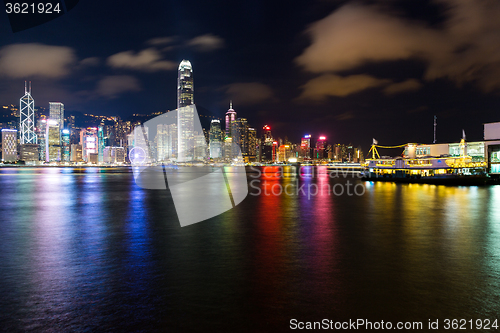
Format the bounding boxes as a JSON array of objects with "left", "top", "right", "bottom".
[
  {"left": 231, "top": 117, "right": 248, "bottom": 159},
  {"left": 176, "top": 60, "right": 195, "bottom": 161},
  {"left": 49, "top": 102, "right": 64, "bottom": 130},
  {"left": 247, "top": 127, "right": 257, "bottom": 161},
  {"left": 46, "top": 120, "right": 61, "bottom": 162},
  {"left": 259, "top": 125, "right": 273, "bottom": 162},
  {"left": 225, "top": 101, "right": 237, "bottom": 138},
  {"left": 20, "top": 81, "right": 36, "bottom": 144},
  {"left": 177, "top": 60, "right": 193, "bottom": 109},
  {"left": 209, "top": 119, "right": 223, "bottom": 159}
]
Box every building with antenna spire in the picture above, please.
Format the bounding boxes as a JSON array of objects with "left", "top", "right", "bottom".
[
  {"left": 20, "top": 81, "right": 36, "bottom": 144},
  {"left": 177, "top": 60, "right": 193, "bottom": 109}
]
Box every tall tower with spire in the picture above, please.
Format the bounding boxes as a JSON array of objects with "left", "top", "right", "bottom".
[
  {"left": 177, "top": 60, "right": 194, "bottom": 161},
  {"left": 20, "top": 81, "right": 36, "bottom": 144},
  {"left": 177, "top": 60, "right": 193, "bottom": 109},
  {"left": 225, "top": 101, "right": 237, "bottom": 138}
]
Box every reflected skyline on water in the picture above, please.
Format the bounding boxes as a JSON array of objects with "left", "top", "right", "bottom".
[{"left": 1, "top": 167, "right": 499, "bottom": 331}]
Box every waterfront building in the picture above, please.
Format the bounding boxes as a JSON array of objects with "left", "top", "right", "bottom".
[
  {"left": 232, "top": 118, "right": 248, "bottom": 159},
  {"left": 80, "top": 127, "right": 98, "bottom": 162},
  {"left": 259, "top": 125, "right": 273, "bottom": 162},
  {"left": 70, "top": 144, "right": 83, "bottom": 162},
  {"left": 301, "top": 135, "right": 311, "bottom": 159},
  {"left": 194, "top": 132, "right": 207, "bottom": 161},
  {"left": 20, "top": 81, "right": 36, "bottom": 145},
  {"left": 156, "top": 123, "right": 178, "bottom": 161},
  {"left": 46, "top": 120, "right": 61, "bottom": 162},
  {"left": 277, "top": 144, "right": 293, "bottom": 162},
  {"left": 98, "top": 125, "right": 105, "bottom": 163},
  {"left": 19, "top": 143, "right": 39, "bottom": 162},
  {"left": 315, "top": 136, "right": 327, "bottom": 159},
  {"left": 177, "top": 105, "right": 195, "bottom": 161},
  {"left": 223, "top": 137, "right": 233, "bottom": 161},
  {"left": 103, "top": 146, "right": 126, "bottom": 164},
  {"left": 62, "top": 129, "right": 70, "bottom": 162},
  {"left": 248, "top": 127, "right": 257, "bottom": 161},
  {"left": 1, "top": 129, "right": 17, "bottom": 162},
  {"left": 225, "top": 101, "right": 237, "bottom": 138}
]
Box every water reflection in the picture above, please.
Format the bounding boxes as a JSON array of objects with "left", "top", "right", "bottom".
[{"left": 1, "top": 168, "right": 500, "bottom": 331}]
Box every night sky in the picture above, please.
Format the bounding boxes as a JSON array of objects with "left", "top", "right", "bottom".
[{"left": 2, "top": 0, "right": 500, "bottom": 152}]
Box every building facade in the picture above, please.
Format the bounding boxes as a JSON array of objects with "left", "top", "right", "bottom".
[{"left": 1, "top": 129, "right": 17, "bottom": 162}]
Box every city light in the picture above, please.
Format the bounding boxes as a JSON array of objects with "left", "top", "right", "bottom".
[{"left": 319, "top": 136, "right": 326, "bottom": 140}]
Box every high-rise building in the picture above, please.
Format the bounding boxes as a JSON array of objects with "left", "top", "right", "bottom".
[
  {"left": 80, "top": 127, "right": 98, "bottom": 162},
  {"left": 209, "top": 119, "right": 223, "bottom": 159},
  {"left": 225, "top": 101, "right": 237, "bottom": 138},
  {"left": 315, "top": 136, "right": 327, "bottom": 159},
  {"left": 62, "top": 129, "right": 70, "bottom": 162},
  {"left": 247, "top": 127, "right": 257, "bottom": 161},
  {"left": 1, "top": 129, "right": 17, "bottom": 162},
  {"left": 155, "top": 123, "right": 178, "bottom": 161},
  {"left": 301, "top": 135, "right": 311, "bottom": 159},
  {"left": 231, "top": 118, "right": 248, "bottom": 158},
  {"left": 176, "top": 60, "right": 195, "bottom": 162},
  {"left": 103, "top": 146, "right": 125, "bottom": 164},
  {"left": 177, "top": 60, "right": 193, "bottom": 109},
  {"left": 98, "top": 125, "right": 105, "bottom": 163},
  {"left": 177, "top": 105, "right": 195, "bottom": 161},
  {"left": 259, "top": 125, "right": 273, "bottom": 162},
  {"left": 20, "top": 81, "right": 36, "bottom": 144},
  {"left": 19, "top": 144, "right": 39, "bottom": 162},
  {"left": 49, "top": 102, "right": 64, "bottom": 130}
]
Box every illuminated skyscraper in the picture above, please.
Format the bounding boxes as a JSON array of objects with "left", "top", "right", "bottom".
[
  {"left": 259, "top": 125, "right": 273, "bottom": 162},
  {"left": 225, "top": 101, "right": 237, "bottom": 138},
  {"left": 301, "top": 135, "right": 311, "bottom": 159},
  {"left": 20, "top": 81, "right": 36, "bottom": 144},
  {"left": 177, "top": 60, "right": 193, "bottom": 109},
  {"left": 80, "top": 127, "right": 98, "bottom": 162},
  {"left": 46, "top": 120, "right": 61, "bottom": 162},
  {"left": 62, "top": 129, "right": 70, "bottom": 162},
  {"left": 248, "top": 127, "right": 257, "bottom": 160},
  {"left": 231, "top": 118, "right": 248, "bottom": 159},
  {"left": 315, "top": 136, "right": 327, "bottom": 159},
  {"left": 177, "top": 60, "right": 195, "bottom": 161}
]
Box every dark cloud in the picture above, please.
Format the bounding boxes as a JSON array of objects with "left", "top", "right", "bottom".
[
  {"left": 296, "top": 0, "right": 500, "bottom": 97},
  {"left": 224, "top": 82, "right": 274, "bottom": 105},
  {"left": 97, "top": 75, "right": 141, "bottom": 98},
  {"left": 297, "top": 74, "right": 390, "bottom": 101}
]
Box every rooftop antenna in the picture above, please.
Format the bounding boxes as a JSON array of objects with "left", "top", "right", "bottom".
[
  {"left": 230, "top": 100, "right": 233, "bottom": 109},
  {"left": 433, "top": 115, "right": 437, "bottom": 144},
  {"left": 24, "top": 80, "right": 27, "bottom": 94},
  {"left": 29, "top": 81, "right": 31, "bottom": 94}
]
